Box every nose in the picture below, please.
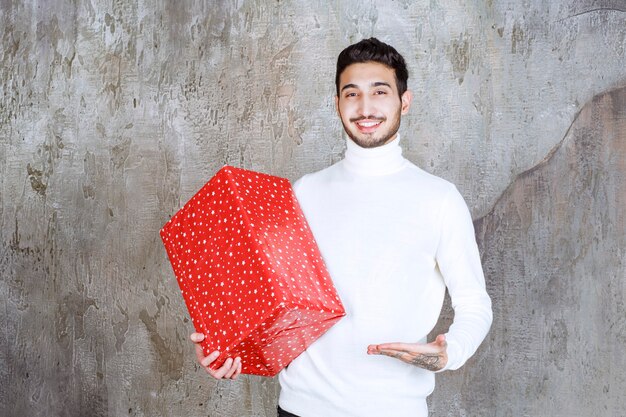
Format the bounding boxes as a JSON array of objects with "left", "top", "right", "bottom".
[{"left": 357, "top": 95, "right": 375, "bottom": 117}]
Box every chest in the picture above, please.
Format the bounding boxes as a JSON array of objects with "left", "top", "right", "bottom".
[{"left": 301, "top": 180, "right": 442, "bottom": 261}]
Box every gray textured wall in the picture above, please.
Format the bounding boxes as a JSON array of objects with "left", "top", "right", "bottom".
[{"left": 1, "top": 1, "right": 624, "bottom": 416}]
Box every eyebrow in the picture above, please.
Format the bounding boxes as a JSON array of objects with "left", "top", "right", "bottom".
[{"left": 340, "top": 81, "right": 392, "bottom": 92}]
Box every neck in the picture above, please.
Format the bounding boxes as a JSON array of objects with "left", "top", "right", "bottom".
[{"left": 343, "top": 134, "right": 406, "bottom": 176}]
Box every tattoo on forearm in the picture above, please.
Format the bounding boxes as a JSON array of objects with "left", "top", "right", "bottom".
[{"left": 410, "top": 354, "right": 442, "bottom": 371}]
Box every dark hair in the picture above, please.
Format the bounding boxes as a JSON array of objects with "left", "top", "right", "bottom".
[{"left": 335, "top": 37, "right": 409, "bottom": 97}]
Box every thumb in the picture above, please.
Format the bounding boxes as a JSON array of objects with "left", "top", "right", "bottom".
[
  {"left": 190, "top": 332, "right": 205, "bottom": 343},
  {"left": 435, "top": 334, "right": 447, "bottom": 348}
]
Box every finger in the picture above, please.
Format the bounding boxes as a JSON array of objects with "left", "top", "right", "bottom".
[
  {"left": 212, "top": 358, "right": 234, "bottom": 379},
  {"left": 200, "top": 350, "right": 220, "bottom": 368},
  {"left": 230, "top": 361, "right": 242, "bottom": 380},
  {"left": 190, "top": 333, "right": 205, "bottom": 343},
  {"left": 224, "top": 357, "right": 240, "bottom": 379},
  {"left": 373, "top": 342, "right": 417, "bottom": 352},
  {"left": 376, "top": 348, "right": 410, "bottom": 361},
  {"left": 435, "top": 334, "right": 447, "bottom": 347},
  {"left": 366, "top": 344, "right": 380, "bottom": 354},
  {"left": 223, "top": 357, "right": 239, "bottom": 379},
  {"left": 367, "top": 343, "right": 417, "bottom": 355}
]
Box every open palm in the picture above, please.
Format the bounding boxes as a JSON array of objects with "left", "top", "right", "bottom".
[{"left": 367, "top": 334, "right": 448, "bottom": 372}]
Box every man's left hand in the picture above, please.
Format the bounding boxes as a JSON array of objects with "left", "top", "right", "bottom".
[{"left": 367, "top": 334, "right": 448, "bottom": 372}]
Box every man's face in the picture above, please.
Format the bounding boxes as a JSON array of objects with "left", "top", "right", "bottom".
[{"left": 335, "top": 62, "right": 412, "bottom": 148}]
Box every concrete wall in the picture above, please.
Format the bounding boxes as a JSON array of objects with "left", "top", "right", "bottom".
[{"left": 1, "top": 1, "right": 624, "bottom": 416}]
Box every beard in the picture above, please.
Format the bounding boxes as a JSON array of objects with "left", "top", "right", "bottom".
[{"left": 340, "top": 107, "right": 402, "bottom": 149}]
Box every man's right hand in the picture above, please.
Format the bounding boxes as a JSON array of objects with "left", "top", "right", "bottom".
[{"left": 190, "top": 333, "right": 242, "bottom": 379}]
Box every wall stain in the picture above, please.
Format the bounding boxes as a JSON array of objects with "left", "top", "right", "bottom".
[
  {"left": 111, "top": 137, "right": 131, "bottom": 170},
  {"left": 34, "top": 14, "right": 66, "bottom": 95},
  {"left": 26, "top": 109, "right": 67, "bottom": 196},
  {"left": 447, "top": 35, "right": 471, "bottom": 85},
  {"left": 104, "top": 12, "right": 116, "bottom": 34},
  {"left": 82, "top": 151, "right": 97, "bottom": 199},
  {"left": 27, "top": 163, "right": 47, "bottom": 195},
  {"left": 9, "top": 217, "right": 39, "bottom": 256},
  {"left": 139, "top": 308, "right": 183, "bottom": 381},
  {"left": 98, "top": 53, "right": 123, "bottom": 113},
  {"left": 511, "top": 22, "right": 526, "bottom": 54},
  {"left": 546, "top": 319, "right": 568, "bottom": 371},
  {"left": 112, "top": 303, "right": 129, "bottom": 352},
  {"left": 5, "top": 219, "right": 42, "bottom": 312},
  {"left": 269, "top": 40, "right": 298, "bottom": 69},
  {"left": 0, "top": 21, "right": 24, "bottom": 130},
  {"left": 55, "top": 292, "right": 98, "bottom": 349}
]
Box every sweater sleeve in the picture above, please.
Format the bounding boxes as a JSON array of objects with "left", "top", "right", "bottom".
[
  {"left": 434, "top": 185, "right": 492, "bottom": 372},
  {"left": 292, "top": 174, "right": 306, "bottom": 197}
]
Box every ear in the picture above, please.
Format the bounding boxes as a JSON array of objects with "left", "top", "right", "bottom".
[
  {"left": 334, "top": 95, "right": 340, "bottom": 116},
  {"left": 400, "top": 90, "right": 413, "bottom": 115}
]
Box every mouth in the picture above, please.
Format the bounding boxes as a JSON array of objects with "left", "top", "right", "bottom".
[{"left": 353, "top": 118, "right": 384, "bottom": 133}]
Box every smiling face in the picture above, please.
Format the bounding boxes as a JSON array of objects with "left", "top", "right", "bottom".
[{"left": 335, "top": 61, "right": 412, "bottom": 148}]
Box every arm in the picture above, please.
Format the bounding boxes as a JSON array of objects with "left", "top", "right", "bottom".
[
  {"left": 367, "top": 334, "right": 449, "bottom": 371},
  {"left": 368, "top": 185, "right": 492, "bottom": 372},
  {"left": 430, "top": 185, "right": 492, "bottom": 371}
]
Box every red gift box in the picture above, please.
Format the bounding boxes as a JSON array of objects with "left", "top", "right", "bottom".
[{"left": 160, "top": 165, "right": 345, "bottom": 376}]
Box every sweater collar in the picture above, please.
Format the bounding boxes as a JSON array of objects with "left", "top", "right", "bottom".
[{"left": 343, "top": 133, "right": 406, "bottom": 175}]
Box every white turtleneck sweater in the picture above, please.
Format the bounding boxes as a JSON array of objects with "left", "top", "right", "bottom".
[{"left": 278, "top": 135, "right": 492, "bottom": 417}]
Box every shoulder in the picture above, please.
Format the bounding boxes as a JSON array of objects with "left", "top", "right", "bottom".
[
  {"left": 401, "top": 162, "right": 459, "bottom": 200},
  {"left": 292, "top": 161, "right": 343, "bottom": 193}
]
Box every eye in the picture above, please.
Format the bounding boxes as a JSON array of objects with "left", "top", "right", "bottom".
[
  {"left": 344, "top": 92, "right": 357, "bottom": 98},
  {"left": 374, "top": 90, "right": 387, "bottom": 95}
]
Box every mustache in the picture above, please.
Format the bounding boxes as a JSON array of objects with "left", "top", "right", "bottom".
[{"left": 349, "top": 116, "right": 386, "bottom": 123}]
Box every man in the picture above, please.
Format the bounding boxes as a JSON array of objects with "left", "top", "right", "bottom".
[{"left": 191, "top": 38, "right": 492, "bottom": 417}]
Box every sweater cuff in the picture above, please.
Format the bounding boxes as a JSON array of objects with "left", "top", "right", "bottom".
[{"left": 435, "top": 335, "right": 462, "bottom": 373}]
